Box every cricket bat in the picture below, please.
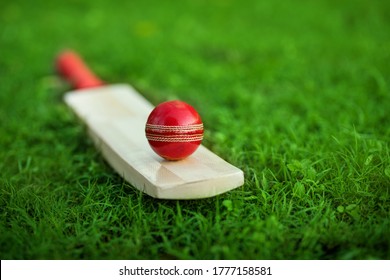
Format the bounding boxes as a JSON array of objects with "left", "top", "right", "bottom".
[{"left": 56, "top": 51, "right": 244, "bottom": 199}]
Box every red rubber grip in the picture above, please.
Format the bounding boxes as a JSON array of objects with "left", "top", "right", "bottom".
[{"left": 56, "top": 50, "right": 104, "bottom": 89}]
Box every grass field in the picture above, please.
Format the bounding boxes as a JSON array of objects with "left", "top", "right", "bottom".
[{"left": 1, "top": 0, "right": 389, "bottom": 259}]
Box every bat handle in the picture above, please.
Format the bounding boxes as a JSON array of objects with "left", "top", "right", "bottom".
[{"left": 56, "top": 50, "right": 104, "bottom": 89}]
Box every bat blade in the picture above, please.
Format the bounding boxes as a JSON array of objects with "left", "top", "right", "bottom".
[{"left": 64, "top": 84, "right": 244, "bottom": 199}]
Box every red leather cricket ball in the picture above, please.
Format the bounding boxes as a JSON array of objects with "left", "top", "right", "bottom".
[{"left": 145, "top": 100, "right": 204, "bottom": 160}]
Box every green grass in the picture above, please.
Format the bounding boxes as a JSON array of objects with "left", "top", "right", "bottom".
[{"left": 1, "top": 0, "right": 390, "bottom": 259}]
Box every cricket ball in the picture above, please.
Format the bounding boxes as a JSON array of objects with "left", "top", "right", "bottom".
[{"left": 145, "top": 100, "right": 204, "bottom": 160}]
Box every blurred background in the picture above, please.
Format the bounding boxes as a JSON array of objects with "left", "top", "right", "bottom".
[{"left": 1, "top": 0, "right": 389, "bottom": 259}]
